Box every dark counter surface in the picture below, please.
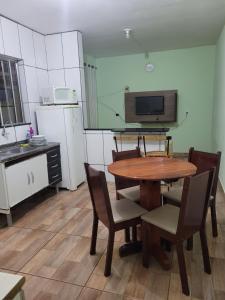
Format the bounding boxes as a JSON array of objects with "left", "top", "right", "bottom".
[
  {"left": 84, "top": 128, "right": 170, "bottom": 133},
  {"left": 0, "top": 142, "right": 60, "bottom": 164}
]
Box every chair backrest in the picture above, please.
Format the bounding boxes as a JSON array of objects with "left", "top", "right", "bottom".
[
  {"left": 188, "top": 147, "right": 221, "bottom": 198},
  {"left": 112, "top": 147, "right": 141, "bottom": 191},
  {"left": 84, "top": 163, "right": 114, "bottom": 227},
  {"left": 177, "top": 169, "right": 214, "bottom": 238}
]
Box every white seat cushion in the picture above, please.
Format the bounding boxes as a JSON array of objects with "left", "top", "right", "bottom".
[
  {"left": 141, "top": 204, "right": 180, "bottom": 235},
  {"left": 163, "top": 187, "right": 182, "bottom": 204},
  {"left": 111, "top": 198, "right": 147, "bottom": 224},
  {"left": 117, "top": 185, "right": 140, "bottom": 201}
]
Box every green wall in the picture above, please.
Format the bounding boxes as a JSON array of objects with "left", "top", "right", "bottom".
[
  {"left": 96, "top": 46, "right": 215, "bottom": 152},
  {"left": 213, "top": 25, "right": 225, "bottom": 190}
]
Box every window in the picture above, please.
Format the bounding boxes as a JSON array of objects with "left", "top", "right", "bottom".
[{"left": 0, "top": 58, "right": 24, "bottom": 126}]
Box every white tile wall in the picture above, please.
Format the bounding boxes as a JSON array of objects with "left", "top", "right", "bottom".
[
  {"left": 64, "top": 68, "right": 82, "bottom": 101},
  {"left": 18, "top": 64, "right": 28, "bottom": 103},
  {"left": 28, "top": 102, "right": 40, "bottom": 134},
  {"left": 22, "top": 103, "right": 31, "bottom": 123},
  {"left": 48, "top": 69, "right": 65, "bottom": 87},
  {"left": 103, "top": 131, "right": 116, "bottom": 165},
  {"left": 1, "top": 17, "right": 21, "bottom": 58},
  {"left": 18, "top": 25, "right": 35, "bottom": 67},
  {"left": 104, "top": 165, "right": 115, "bottom": 182},
  {"left": 33, "top": 32, "right": 47, "bottom": 69},
  {"left": 45, "top": 34, "right": 63, "bottom": 70},
  {"left": 24, "top": 66, "right": 39, "bottom": 103},
  {"left": 86, "top": 131, "right": 104, "bottom": 164},
  {"left": 15, "top": 124, "right": 30, "bottom": 141},
  {"left": 0, "top": 19, "right": 4, "bottom": 54},
  {"left": 77, "top": 32, "right": 84, "bottom": 68},
  {"left": 0, "top": 127, "right": 16, "bottom": 145},
  {"left": 36, "top": 69, "right": 49, "bottom": 101},
  {"left": 62, "top": 31, "right": 80, "bottom": 68}
]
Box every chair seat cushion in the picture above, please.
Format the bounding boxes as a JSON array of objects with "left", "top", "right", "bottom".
[
  {"left": 117, "top": 185, "right": 140, "bottom": 201},
  {"left": 141, "top": 204, "right": 180, "bottom": 235},
  {"left": 111, "top": 198, "right": 147, "bottom": 224},
  {"left": 163, "top": 187, "right": 182, "bottom": 205}
]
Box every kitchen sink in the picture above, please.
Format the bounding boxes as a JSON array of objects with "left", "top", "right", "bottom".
[{"left": 0, "top": 146, "right": 34, "bottom": 156}]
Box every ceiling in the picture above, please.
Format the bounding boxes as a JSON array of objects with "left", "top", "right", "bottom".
[{"left": 0, "top": 0, "right": 225, "bottom": 58}]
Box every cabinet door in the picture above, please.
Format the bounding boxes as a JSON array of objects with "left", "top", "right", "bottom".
[
  {"left": 6, "top": 159, "right": 33, "bottom": 207},
  {"left": 6, "top": 154, "right": 48, "bottom": 207},
  {"left": 30, "top": 154, "right": 48, "bottom": 194}
]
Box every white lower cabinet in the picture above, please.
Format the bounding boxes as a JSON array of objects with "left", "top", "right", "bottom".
[{"left": 5, "top": 154, "right": 48, "bottom": 207}]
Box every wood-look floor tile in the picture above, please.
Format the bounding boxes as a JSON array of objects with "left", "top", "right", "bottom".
[
  {"left": 19, "top": 273, "right": 82, "bottom": 300},
  {"left": 14, "top": 202, "right": 81, "bottom": 233},
  {"left": 21, "top": 233, "right": 106, "bottom": 286},
  {"left": 212, "top": 258, "right": 225, "bottom": 292},
  {"left": 124, "top": 257, "right": 170, "bottom": 300},
  {"left": 215, "top": 290, "right": 225, "bottom": 300},
  {"left": 0, "top": 227, "right": 54, "bottom": 271},
  {"left": 60, "top": 207, "right": 124, "bottom": 242},
  {"left": 168, "top": 273, "right": 192, "bottom": 300},
  {"left": 79, "top": 287, "right": 123, "bottom": 300},
  {"left": 87, "top": 242, "right": 137, "bottom": 295}
]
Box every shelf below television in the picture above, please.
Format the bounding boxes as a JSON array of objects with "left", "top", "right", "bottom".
[{"left": 111, "top": 128, "right": 170, "bottom": 133}]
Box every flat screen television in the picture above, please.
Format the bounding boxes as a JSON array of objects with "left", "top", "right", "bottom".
[
  {"left": 135, "top": 96, "right": 164, "bottom": 115},
  {"left": 125, "top": 90, "right": 177, "bottom": 123}
]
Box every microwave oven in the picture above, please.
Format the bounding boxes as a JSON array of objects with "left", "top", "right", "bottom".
[{"left": 42, "top": 87, "right": 77, "bottom": 105}]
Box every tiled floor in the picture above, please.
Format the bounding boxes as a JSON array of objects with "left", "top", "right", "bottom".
[{"left": 0, "top": 182, "right": 225, "bottom": 299}]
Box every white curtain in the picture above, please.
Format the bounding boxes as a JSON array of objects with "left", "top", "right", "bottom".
[{"left": 84, "top": 63, "right": 98, "bottom": 128}]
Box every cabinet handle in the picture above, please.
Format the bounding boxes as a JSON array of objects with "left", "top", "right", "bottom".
[
  {"left": 27, "top": 173, "right": 30, "bottom": 185},
  {"left": 52, "top": 174, "right": 59, "bottom": 179},
  {"left": 51, "top": 164, "right": 58, "bottom": 169},
  {"left": 31, "top": 172, "right": 34, "bottom": 184},
  {"left": 51, "top": 154, "right": 58, "bottom": 158}
]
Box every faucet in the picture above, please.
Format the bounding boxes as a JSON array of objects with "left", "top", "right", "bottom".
[{"left": 1, "top": 121, "right": 10, "bottom": 138}]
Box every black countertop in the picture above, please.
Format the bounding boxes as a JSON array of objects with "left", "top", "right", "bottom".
[
  {"left": 0, "top": 142, "right": 60, "bottom": 164},
  {"left": 84, "top": 128, "right": 170, "bottom": 133}
]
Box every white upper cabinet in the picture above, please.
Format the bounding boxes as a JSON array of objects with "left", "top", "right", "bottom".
[
  {"left": 62, "top": 31, "right": 81, "bottom": 68},
  {"left": 0, "top": 20, "right": 4, "bottom": 54},
  {"left": 45, "top": 34, "right": 63, "bottom": 70},
  {"left": 1, "top": 17, "right": 21, "bottom": 58},
  {"left": 18, "top": 25, "right": 36, "bottom": 66},
  {"left": 33, "top": 32, "right": 47, "bottom": 69}
]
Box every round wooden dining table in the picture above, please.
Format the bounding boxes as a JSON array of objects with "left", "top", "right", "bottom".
[{"left": 108, "top": 156, "right": 197, "bottom": 269}]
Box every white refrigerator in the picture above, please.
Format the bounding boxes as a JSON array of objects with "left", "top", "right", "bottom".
[{"left": 36, "top": 105, "right": 85, "bottom": 191}]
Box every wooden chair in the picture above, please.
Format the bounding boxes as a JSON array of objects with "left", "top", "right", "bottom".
[
  {"left": 142, "top": 170, "right": 214, "bottom": 295},
  {"left": 142, "top": 135, "right": 172, "bottom": 157},
  {"left": 163, "top": 147, "right": 221, "bottom": 240},
  {"left": 112, "top": 147, "right": 141, "bottom": 202},
  {"left": 112, "top": 147, "right": 142, "bottom": 243},
  {"left": 84, "top": 163, "right": 147, "bottom": 277}
]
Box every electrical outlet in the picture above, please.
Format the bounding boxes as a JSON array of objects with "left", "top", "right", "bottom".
[{"left": 124, "top": 86, "right": 130, "bottom": 93}]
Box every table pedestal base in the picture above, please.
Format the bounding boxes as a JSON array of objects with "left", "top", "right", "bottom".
[{"left": 119, "top": 241, "right": 171, "bottom": 270}]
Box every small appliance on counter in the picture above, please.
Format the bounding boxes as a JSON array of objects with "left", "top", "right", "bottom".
[
  {"left": 41, "top": 87, "right": 78, "bottom": 105},
  {"left": 29, "top": 135, "right": 47, "bottom": 146}
]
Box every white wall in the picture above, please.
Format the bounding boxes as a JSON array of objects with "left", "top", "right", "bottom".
[
  {"left": 45, "top": 31, "right": 87, "bottom": 127},
  {"left": 0, "top": 16, "right": 86, "bottom": 146},
  {"left": 0, "top": 16, "right": 48, "bottom": 143}
]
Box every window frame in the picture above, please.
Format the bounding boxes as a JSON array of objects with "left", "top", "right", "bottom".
[{"left": 0, "top": 56, "right": 25, "bottom": 127}]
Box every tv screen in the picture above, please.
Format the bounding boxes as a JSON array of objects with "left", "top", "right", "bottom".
[{"left": 135, "top": 96, "right": 164, "bottom": 115}]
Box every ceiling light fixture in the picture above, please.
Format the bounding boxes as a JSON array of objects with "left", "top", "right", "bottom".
[
  {"left": 144, "top": 52, "right": 155, "bottom": 72},
  {"left": 123, "top": 28, "right": 132, "bottom": 39}
]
